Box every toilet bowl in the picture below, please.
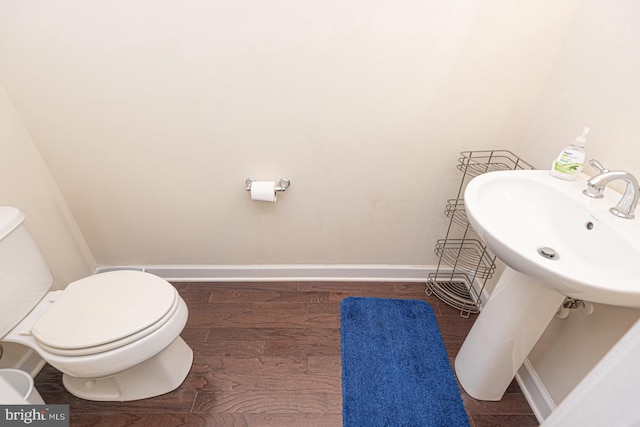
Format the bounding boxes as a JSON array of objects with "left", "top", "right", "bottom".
[
  {"left": 2, "top": 271, "right": 193, "bottom": 401},
  {"left": 0, "top": 368, "right": 45, "bottom": 404},
  {"left": 0, "top": 207, "right": 193, "bottom": 401}
]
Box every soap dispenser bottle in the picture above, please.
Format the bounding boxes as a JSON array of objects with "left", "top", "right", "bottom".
[{"left": 550, "top": 126, "right": 590, "bottom": 180}]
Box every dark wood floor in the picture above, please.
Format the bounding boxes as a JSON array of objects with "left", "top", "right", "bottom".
[{"left": 34, "top": 281, "right": 538, "bottom": 426}]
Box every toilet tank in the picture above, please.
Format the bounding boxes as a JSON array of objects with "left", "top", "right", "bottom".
[{"left": 0, "top": 207, "right": 53, "bottom": 339}]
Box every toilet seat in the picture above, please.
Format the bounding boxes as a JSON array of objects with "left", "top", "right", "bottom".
[{"left": 30, "top": 271, "right": 178, "bottom": 357}]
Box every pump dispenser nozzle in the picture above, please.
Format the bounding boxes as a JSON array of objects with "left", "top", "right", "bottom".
[{"left": 574, "top": 126, "right": 590, "bottom": 147}]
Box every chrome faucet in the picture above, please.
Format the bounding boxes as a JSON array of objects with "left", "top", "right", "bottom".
[{"left": 583, "top": 159, "right": 640, "bottom": 219}]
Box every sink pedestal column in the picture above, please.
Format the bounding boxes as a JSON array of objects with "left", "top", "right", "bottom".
[{"left": 455, "top": 267, "right": 565, "bottom": 401}]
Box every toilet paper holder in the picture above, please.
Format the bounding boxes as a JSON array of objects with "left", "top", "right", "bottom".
[{"left": 245, "top": 178, "right": 291, "bottom": 192}]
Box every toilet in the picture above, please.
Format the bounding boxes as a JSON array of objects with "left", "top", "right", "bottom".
[{"left": 0, "top": 206, "right": 193, "bottom": 401}]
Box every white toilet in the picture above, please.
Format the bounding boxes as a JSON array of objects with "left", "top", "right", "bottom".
[{"left": 0, "top": 206, "right": 193, "bottom": 401}]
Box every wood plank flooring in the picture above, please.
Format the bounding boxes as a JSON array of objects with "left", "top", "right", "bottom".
[{"left": 34, "top": 282, "right": 538, "bottom": 426}]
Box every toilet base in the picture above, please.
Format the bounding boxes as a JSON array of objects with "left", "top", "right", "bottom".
[{"left": 62, "top": 336, "right": 193, "bottom": 401}]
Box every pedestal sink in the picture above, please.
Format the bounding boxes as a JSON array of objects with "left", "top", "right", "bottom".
[{"left": 455, "top": 170, "right": 640, "bottom": 401}]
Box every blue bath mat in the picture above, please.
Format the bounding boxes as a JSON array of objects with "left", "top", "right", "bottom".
[{"left": 340, "top": 297, "right": 469, "bottom": 427}]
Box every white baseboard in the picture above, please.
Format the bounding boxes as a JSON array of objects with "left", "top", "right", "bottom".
[
  {"left": 94, "top": 264, "right": 493, "bottom": 304},
  {"left": 516, "top": 358, "right": 557, "bottom": 424},
  {"left": 95, "top": 264, "right": 437, "bottom": 282}
]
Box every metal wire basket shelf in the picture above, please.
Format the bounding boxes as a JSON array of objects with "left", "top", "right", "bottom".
[
  {"left": 433, "top": 239, "right": 495, "bottom": 280},
  {"left": 444, "top": 199, "right": 468, "bottom": 228},
  {"left": 457, "top": 150, "right": 534, "bottom": 178},
  {"left": 427, "top": 273, "right": 482, "bottom": 315},
  {"left": 428, "top": 149, "right": 534, "bottom": 316}
]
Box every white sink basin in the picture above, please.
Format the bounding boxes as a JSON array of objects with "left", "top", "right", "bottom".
[
  {"left": 456, "top": 168, "right": 640, "bottom": 402},
  {"left": 465, "top": 169, "right": 640, "bottom": 308}
]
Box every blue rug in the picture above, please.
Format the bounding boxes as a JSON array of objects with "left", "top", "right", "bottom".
[{"left": 340, "top": 297, "right": 469, "bottom": 427}]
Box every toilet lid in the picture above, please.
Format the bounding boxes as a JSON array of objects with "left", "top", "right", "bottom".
[{"left": 31, "top": 271, "right": 177, "bottom": 353}]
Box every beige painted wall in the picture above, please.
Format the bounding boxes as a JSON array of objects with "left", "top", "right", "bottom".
[
  {"left": 0, "top": 0, "right": 577, "bottom": 267},
  {"left": 517, "top": 0, "right": 640, "bottom": 406},
  {"left": 0, "top": 84, "right": 95, "bottom": 289}
]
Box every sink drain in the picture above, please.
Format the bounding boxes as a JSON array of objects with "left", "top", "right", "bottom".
[{"left": 538, "top": 247, "right": 559, "bottom": 260}]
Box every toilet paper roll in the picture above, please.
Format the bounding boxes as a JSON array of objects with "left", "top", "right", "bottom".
[{"left": 250, "top": 181, "right": 278, "bottom": 202}]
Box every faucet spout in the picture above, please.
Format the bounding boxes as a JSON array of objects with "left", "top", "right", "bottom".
[{"left": 585, "top": 170, "right": 640, "bottom": 219}]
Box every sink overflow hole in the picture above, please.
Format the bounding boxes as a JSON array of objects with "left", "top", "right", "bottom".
[
  {"left": 538, "top": 247, "right": 559, "bottom": 260},
  {"left": 586, "top": 221, "right": 594, "bottom": 230}
]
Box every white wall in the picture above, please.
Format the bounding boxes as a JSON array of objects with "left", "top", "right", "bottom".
[
  {"left": 0, "top": 84, "right": 95, "bottom": 289},
  {"left": 517, "top": 0, "right": 640, "bottom": 408},
  {"left": 0, "top": 0, "right": 577, "bottom": 267}
]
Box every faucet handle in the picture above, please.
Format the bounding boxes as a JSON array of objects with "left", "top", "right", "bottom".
[
  {"left": 583, "top": 159, "right": 608, "bottom": 199},
  {"left": 589, "top": 159, "right": 609, "bottom": 174}
]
